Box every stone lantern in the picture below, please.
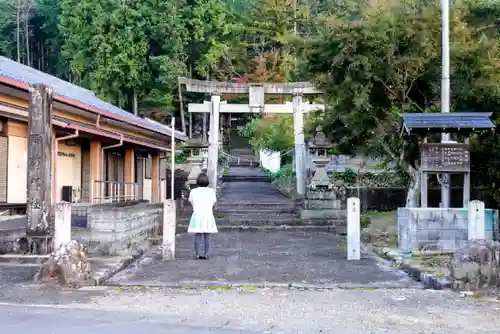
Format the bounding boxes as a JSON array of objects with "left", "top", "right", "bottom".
[
  {"left": 185, "top": 124, "right": 208, "bottom": 187},
  {"left": 308, "top": 127, "right": 337, "bottom": 190},
  {"left": 306, "top": 127, "right": 346, "bottom": 212},
  {"left": 299, "top": 127, "right": 347, "bottom": 234}
]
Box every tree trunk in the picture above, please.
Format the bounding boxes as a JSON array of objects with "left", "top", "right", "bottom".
[
  {"left": 178, "top": 79, "right": 186, "bottom": 134},
  {"left": 405, "top": 165, "right": 421, "bottom": 208},
  {"left": 132, "top": 90, "right": 138, "bottom": 116},
  {"left": 16, "top": 0, "right": 21, "bottom": 62},
  {"left": 24, "top": 1, "right": 31, "bottom": 67}
]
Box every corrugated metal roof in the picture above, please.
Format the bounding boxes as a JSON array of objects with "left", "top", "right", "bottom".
[
  {"left": 402, "top": 112, "right": 495, "bottom": 134},
  {"left": 0, "top": 56, "right": 186, "bottom": 141}
]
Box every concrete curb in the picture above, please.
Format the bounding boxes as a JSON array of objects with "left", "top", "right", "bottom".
[
  {"left": 372, "top": 246, "right": 452, "bottom": 290},
  {"left": 92, "top": 249, "right": 145, "bottom": 286},
  {"left": 105, "top": 280, "right": 422, "bottom": 291}
]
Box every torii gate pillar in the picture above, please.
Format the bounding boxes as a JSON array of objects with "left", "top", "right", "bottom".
[
  {"left": 293, "top": 94, "right": 306, "bottom": 196},
  {"left": 207, "top": 94, "right": 221, "bottom": 189}
]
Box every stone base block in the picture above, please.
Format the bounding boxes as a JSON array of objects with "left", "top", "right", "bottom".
[{"left": 300, "top": 209, "right": 346, "bottom": 220}]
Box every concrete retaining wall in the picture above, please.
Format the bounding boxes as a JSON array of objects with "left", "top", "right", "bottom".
[
  {"left": 73, "top": 201, "right": 163, "bottom": 256},
  {"left": 397, "top": 207, "right": 498, "bottom": 252}
]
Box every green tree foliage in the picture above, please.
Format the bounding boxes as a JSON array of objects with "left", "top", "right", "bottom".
[
  {"left": 60, "top": 0, "right": 188, "bottom": 116},
  {"left": 241, "top": 115, "right": 294, "bottom": 154},
  {"left": 305, "top": 0, "right": 500, "bottom": 204},
  {"left": 0, "top": 0, "right": 64, "bottom": 76}
]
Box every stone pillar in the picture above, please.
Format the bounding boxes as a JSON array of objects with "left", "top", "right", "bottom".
[
  {"left": 468, "top": 200, "right": 485, "bottom": 240},
  {"left": 53, "top": 202, "right": 71, "bottom": 251},
  {"left": 26, "top": 84, "right": 53, "bottom": 240},
  {"left": 162, "top": 199, "right": 176, "bottom": 260},
  {"left": 208, "top": 94, "right": 220, "bottom": 189},
  {"left": 124, "top": 148, "right": 135, "bottom": 199},
  {"left": 151, "top": 154, "right": 160, "bottom": 203},
  {"left": 203, "top": 112, "right": 208, "bottom": 143},
  {"left": 89, "top": 140, "right": 102, "bottom": 203},
  {"left": 347, "top": 197, "right": 361, "bottom": 260},
  {"left": 293, "top": 94, "right": 305, "bottom": 196}
]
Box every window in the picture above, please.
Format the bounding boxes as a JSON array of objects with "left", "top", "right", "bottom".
[
  {"left": 160, "top": 158, "right": 166, "bottom": 180},
  {"left": 145, "top": 157, "right": 152, "bottom": 179}
]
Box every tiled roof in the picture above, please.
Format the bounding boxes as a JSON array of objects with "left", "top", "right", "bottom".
[
  {"left": 402, "top": 112, "right": 495, "bottom": 134},
  {"left": 0, "top": 56, "right": 186, "bottom": 141}
]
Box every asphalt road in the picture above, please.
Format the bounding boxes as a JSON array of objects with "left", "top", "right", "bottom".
[
  {"left": 0, "top": 304, "right": 252, "bottom": 334},
  {"left": 2, "top": 285, "right": 500, "bottom": 333}
]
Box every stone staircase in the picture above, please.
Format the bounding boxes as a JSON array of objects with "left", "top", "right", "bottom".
[
  {"left": 176, "top": 167, "right": 336, "bottom": 232},
  {"left": 227, "top": 125, "right": 259, "bottom": 167}
]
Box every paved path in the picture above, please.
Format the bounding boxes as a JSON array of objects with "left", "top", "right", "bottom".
[
  {"left": 111, "top": 166, "right": 418, "bottom": 288},
  {"left": 225, "top": 166, "right": 267, "bottom": 177},
  {"left": 107, "top": 231, "right": 419, "bottom": 288},
  {"left": 218, "top": 166, "right": 292, "bottom": 206}
]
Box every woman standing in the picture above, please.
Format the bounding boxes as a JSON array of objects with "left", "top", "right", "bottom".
[{"left": 187, "top": 173, "right": 218, "bottom": 259}]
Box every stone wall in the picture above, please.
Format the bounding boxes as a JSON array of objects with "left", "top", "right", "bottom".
[
  {"left": 0, "top": 215, "right": 26, "bottom": 253},
  {"left": 397, "top": 207, "right": 498, "bottom": 252},
  {"left": 73, "top": 201, "right": 163, "bottom": 256}
]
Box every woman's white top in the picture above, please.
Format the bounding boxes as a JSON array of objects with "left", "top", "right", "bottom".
[
  {"left": 189, "top": 187, "right": 216, "bottom": 213},
  {"left": 187, "top": 187, "right": 218, "bottom": 233}
]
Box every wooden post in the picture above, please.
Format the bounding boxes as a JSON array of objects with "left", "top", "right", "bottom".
[
  {"left": 26, "top": 84, "right": 53, "bottom": 249},
  {"left": 124, "top": 148, "right": 135, "bottom": 199},
  {"left": 463, "top": 137, "right": 471, "bottom": 207},
  {"left": 89, "top": 141, "right": 102, "bottom": 203},
  {"left": 152, "top": 154, "right": 160, "bottom": 203},
  {"left": 347, "top": 197, "right": 361, "bottom": 260}
]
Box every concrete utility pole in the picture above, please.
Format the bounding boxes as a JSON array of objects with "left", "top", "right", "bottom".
[{"left": 440, "top": 0, "right": 451, "bottom": 207}]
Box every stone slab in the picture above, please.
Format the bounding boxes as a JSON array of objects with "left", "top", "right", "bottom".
[
  {"left": 107, "top": 231, "right": 420, "bottom": 289},
  {"left": 0, "top": 254, "right": 143, "bottom": 287}
]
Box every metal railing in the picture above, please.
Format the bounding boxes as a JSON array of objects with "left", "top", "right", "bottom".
[
  {"left": 220, "top": 151, "right": 258, "bottom": 166},
  {"left": 91, "top": 180, "right": 139, "bottom": 204}
]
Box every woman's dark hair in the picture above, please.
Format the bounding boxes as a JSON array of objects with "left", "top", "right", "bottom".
[{"left": 196, "top": 173, "right": 210, "bottom": 187}]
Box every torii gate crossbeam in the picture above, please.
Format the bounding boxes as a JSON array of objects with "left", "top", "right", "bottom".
[{"left": 179, "top": 77, "right": 321, "bottom": 196}]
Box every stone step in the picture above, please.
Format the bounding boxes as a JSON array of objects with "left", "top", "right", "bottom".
[
  {"left": 176, "top": 225, "right": 337, "bottom": 233},
  {"left": 177, "top": 202, "right": 296, "bottom": 214},
  {"left": 215, "top": 202, "right": 295, "bottom": 210},
  {"left": 213, "top": 213, "right": 298, "bottom": 221},
  {"left": 222, "top": 175, "right": 270, "bottom": 182},
  {"left": 227, "top": 162, "right": 260, "bottom": 168},
  {"left": 215, "top": 207, "right": 296, "bottom": 214},
  {"left": 177, "top": 216, "right": 343, "bottom": 226}
]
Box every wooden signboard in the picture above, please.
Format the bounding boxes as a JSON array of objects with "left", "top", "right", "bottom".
[{"left": 421, "top": 143, "right": 470, "bottom": 173}]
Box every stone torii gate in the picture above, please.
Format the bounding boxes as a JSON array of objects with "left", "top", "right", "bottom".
[{"left": 178, "top": 77, "right": 322, "bottom": 196}]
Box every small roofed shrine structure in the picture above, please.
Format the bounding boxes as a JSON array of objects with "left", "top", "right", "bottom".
[{"left": 402, "top": 112, "right": 496, "bottom": 208}]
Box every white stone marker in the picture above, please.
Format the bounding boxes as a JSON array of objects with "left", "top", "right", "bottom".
[
  {"left": 162, "top": 199, "right": 177, "bottom": 260},
  {"left": 54, "top": 202, "right": 71, "bottom": 251},
  {"left": 347, "top": 197, "right": 361, "bottom": 260},
  {"left": 468, "top": 200, "right": 485, "bottom": 240}
]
